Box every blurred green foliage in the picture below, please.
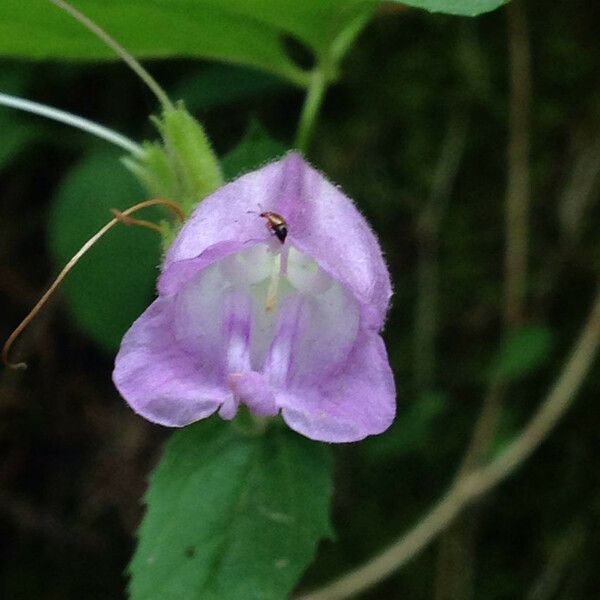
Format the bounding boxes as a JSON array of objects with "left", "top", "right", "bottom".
[
  {"left": 491, "top": 326, "right": 554, "bottom": 381},
  {"left": 221, "top": 120, "right": 288, "bottom": 181},
  {"left": 173, "top": 65, "right": 290, "bottom": 113},
  {"left": 0, "top": 70, "right": 36, "bottom": 168}
]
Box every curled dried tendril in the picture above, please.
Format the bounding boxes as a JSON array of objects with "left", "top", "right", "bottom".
[{"left": 2, "top": 198, "right": 184, "bottom": 370}]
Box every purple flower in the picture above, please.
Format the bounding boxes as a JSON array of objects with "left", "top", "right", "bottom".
[{"left": 113, "top": 153, "right": 395, "bottom": 442}]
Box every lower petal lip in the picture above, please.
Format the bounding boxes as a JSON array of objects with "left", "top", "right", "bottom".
[{"left": 114, "top": 244, "right": 394, "bottom": 440}]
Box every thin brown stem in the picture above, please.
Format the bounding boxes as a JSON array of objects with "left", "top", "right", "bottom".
[
  {"left": 2, "top": 198, "right": 184, "bottom": 370},
  {"left": 297, "top": 287, "right": 600, "bottom": 600},
  {"left": 558, "top": 131, "right": 600, "bottom": 244},
  {"left": 110, "top": 208, "right": 163, "bottom": 234},
  {"left": 433, "top": 379, "right": 505, "bottom": 600},
  {"left": 505, "top": 0, "right": 531, "bottom": 329},
  {"left": 526, "top": 519, "right": 586, "bottom": 600},
  {"left": 414, "top": 113, "right": 468, "bottom": 394}
]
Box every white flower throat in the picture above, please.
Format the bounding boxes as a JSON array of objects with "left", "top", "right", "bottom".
[{"left": 173, "top": 243, "right": 360, "bottom": 386}]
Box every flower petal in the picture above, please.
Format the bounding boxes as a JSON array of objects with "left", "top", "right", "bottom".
[
  {"left": 277, "top": 331, "right": 396, "bottom": 443},
  {"left": 163, "top": 160, "right": 290, "bottom": 266},
  {"left": 160, "top": 153, "right": 391, "bottom": 327},
  {"left": 262, "top": 285, "right": 359, "bottom": 388},
  {"left": 276, "top": 153, "right": 391, "bottom": 329},
  {"left": 227, "top": 371, "right": 278, "bottom": 417},
  {"left": 113, "top": 298, "right": 229, "bottom": 427},
  {"left": 115, "top": 154, "right": 396, "bottom": 441},
  {"left": 159, "top": 240, "right": 248, "bottom": 297}
]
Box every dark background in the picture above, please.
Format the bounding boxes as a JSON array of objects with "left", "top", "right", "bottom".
[{"left": 2, "top": 1, "right": 600, "bottom": 598}]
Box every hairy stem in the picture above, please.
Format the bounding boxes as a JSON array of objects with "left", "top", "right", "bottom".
[
  {"left": 0, "top": 92, "right": 142, "bottom": 155},
  {"left": 297, "top": 287, "right": 600, "bottom": 600}
]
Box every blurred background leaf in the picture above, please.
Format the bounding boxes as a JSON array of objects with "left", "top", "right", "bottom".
[
  {"left": 173, "top": 64, "right": 291, "bottom": 113},
  {"left": 0, "top": 70, "right": 36, "bottom": 168},
  {"left": 47, "top": 149, "right": 161, "bottom": 353},
  {"left": 0, "top": 0, "right": 380, "bottom": 84},
  {"left": 492, "top": 326, "right": 554, "bottom": 381},
  {"left": 363, "top": 390, "right": 448, "bottom": 461},
  {"left": 392, "top": 0, "right": 509, "bottom": 16},
  {"left": 0, "top": 109, "right": 36, "bottom": 170},
  {"left": 222, "top": 120, "right": 288, "bottom": 181}
]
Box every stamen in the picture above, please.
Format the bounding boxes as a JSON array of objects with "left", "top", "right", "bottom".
[
  {"left": 2, "top": 198, "right": 184, "bottom": 370},
  {"left": 265, "top": 253, "right": 282, "bottom": 313}
]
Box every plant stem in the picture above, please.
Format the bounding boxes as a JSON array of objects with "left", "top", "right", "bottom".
[
  {"left": 294, "top": 67, "right": 328, "bottom": 153},
  {"left": 0, "top": 92, "right": 142, "bottom": 155},
  {"left": 294, "top": 3, "right": 373, "bottom": 154},
  {"left": 296, "top": 287, "right": 600, "bottom": 600}
]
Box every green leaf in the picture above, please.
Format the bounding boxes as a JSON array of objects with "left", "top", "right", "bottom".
[
  {"left": 0, "top": 0, "right": 378, "bottom": 85},
  {"left": 174, "top": 65, "right": 290, "bottom": 113},
  {"left": 392, "top": 0, "right": 509, "bottom": 16},
  {"left": 222, "top": 120, "right": 288, "bottom": 181},
  {"left": 47, "top": 150, "right": 161, "bottom": 353},
  {"left": 492, "top": 326, "right": 554, "bottom": 380},
  {"left": 129, "top": 419, "right": 333, "bottom": 600}
]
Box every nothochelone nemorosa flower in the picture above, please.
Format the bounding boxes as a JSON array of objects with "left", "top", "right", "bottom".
[{"left": 113, "top": 153, "right": 395, "bottom": 442}]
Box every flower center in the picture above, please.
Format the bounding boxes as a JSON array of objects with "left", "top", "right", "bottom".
[{"left": 173, "top": 243, "right": 360, "bottom": 391}]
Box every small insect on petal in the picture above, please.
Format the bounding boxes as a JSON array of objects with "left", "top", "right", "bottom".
[{"left": 260, "top": 211, "right": 288, "bottom": 244}]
